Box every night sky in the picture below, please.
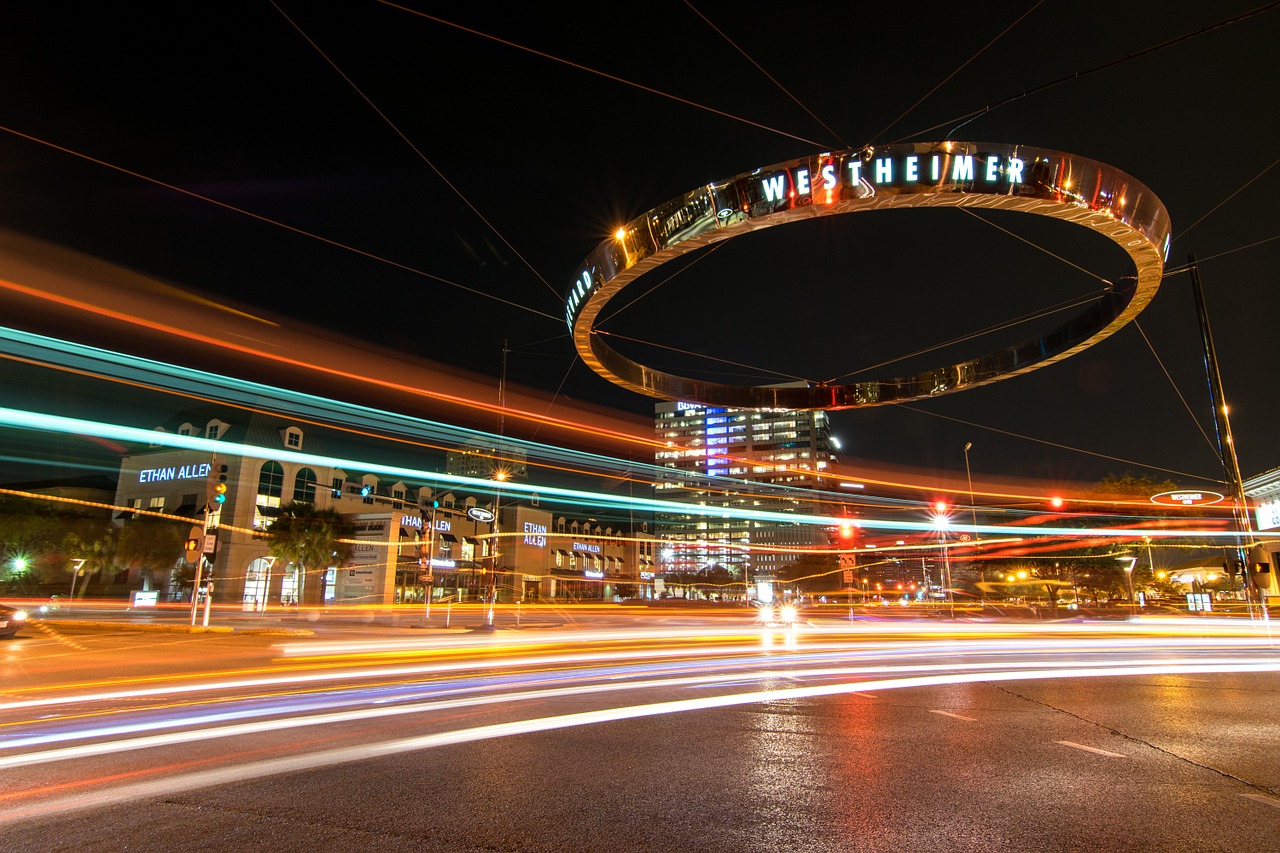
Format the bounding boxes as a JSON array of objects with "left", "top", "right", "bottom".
[{"left": 2, "top": 2, "right": 1278, "bottom": 494}]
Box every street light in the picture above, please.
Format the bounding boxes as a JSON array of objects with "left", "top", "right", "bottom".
[
  {"left": 931, "top": 504, "right": 954, "bottom": 617},
  {"left": 1118, "top": 556, "right": 1137, "bottom": 617},
  {"left": 68, "top": 558, "right": 86, "bottom": 599},
  {"left": 963, "top": 442, "right": 983, "bottom": 604}
]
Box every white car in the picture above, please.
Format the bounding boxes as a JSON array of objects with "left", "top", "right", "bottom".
[{"left": 758, "top": 601, "right": 800, "bottom": 627}]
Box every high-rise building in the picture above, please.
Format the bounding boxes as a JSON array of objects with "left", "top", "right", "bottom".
[
  {"left": 445, "top": 442, "right": 528, "bottom": 483},
  {"left": 654, "top": 392, "right": 839, "bottom": 592}
]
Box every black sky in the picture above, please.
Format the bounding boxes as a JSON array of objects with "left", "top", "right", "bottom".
[{"left": 1, "top": 1, "right": 1278, "bottom": 492}]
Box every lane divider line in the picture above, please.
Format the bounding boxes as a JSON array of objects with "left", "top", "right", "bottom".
[
  {"left": 1057, "top": 740, "right": 1126, "bottom": 758},
  {"left": 930, "top": 710, "right": 976, "bottom": 721}
]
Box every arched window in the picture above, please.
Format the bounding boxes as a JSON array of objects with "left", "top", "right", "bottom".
[
  {"left": 258, "top": 461, "right": 283, "bottom": 499},
  {"left": 293, "top": 467, "right": 317, "bottom": 503},
  {"left": 254, "top": 461, "right": 285, "bottom": 530}
]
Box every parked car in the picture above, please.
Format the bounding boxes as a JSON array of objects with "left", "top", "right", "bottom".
[{"left": 0, "top": 603, "right": 29, "bottom": 639}]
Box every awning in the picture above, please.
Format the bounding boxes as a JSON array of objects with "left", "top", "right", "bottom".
[
  {"left": 439, "top": 533, "right": 458, "bottom": 543},
  {"left": 463, "top": 536, "right": 480, "bottom": 545},
  {"left": 257, "top": 505, "right": 283, "bottom": 518}
]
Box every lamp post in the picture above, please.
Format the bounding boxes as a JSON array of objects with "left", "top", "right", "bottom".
[
  {"left": 1119, "top": 556, "right": 1137, "bottom": 618},
  {"left": 963, "top": 442, "right": 983, "bottom": 604},
  {"left": 485, "top": 470, "right": 507, "bottom": 628},
  {"left": 422, "top": 499, "right": 438, "bottom": 623},
  {"left": 932, "top": 502, "right": 954, "bottom": 618}
]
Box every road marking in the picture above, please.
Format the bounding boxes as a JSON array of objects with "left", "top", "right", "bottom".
[
  {"left": 1241, "top": 793, "right": 1280, "bottom": 810},
  {"left": 930, "top": 709, "right": 976, "bottom": 721},
  {"left": 1057, "top": 740, "right": 1126, "bottom": 758},
  {"left": 849, "top": 692, "right": 878, "bottom": 699}
]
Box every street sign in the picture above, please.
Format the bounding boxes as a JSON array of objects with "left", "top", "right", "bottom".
[
  {"left": 842, "top": 570, "right": 853, "bottom": 583},
  {"left": 418, "top": 572, "right": 432, "bottom": 583},
  {"left": 203, "top": 534, "right": 217, "bottom": 554}
]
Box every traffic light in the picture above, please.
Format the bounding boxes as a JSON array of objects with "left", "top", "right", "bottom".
[
  {"left": 933, "top": 500, "right": 948, "bottom": 514},
  {"left": 1049, "top": 496, "right": 1065, "bottom": 510},
  {"left": 208, "top": 463, "right": 229, "bottom": 507},
  {"left": 1252, "top": 561, "right": 1271, "bottom": 575},
  {"left": 361, "top": 484, "right": 373, "bottom": 497},
  {"left": 838, "top": 521, "right": 856, "bottom": 541}
]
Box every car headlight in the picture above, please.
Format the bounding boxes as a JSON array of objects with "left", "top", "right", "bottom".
[
  {"left": 778, "top": 604, "right": 798, "bottom": 624},
  {"left": 11, "top": 610, "right": 28, "bottom": 622}
]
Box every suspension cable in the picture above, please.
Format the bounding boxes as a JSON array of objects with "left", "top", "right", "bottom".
[
  {"left": 273, "top": 1, "right": 562, "bottom": 302},
  {"left": 683, "top": 0, "right": 848, "bottom": 148},
  {"left": 1174, "top": 156, "right": 1280, "bottom": 244},
  {"left": 0, "top": 124, "right": 564, "bottom": 323},
  {"left": 1131, "top": 318, "right": 1219, "bottom": 455},
  {"left": 865, "top": 0, "right": 1044, "bottom": 148},
  {"left": 895, "top": 402, "right": 1225, "bottom": 484},
  {"left": 892, "top": 2, "right": 1280, "bottom": 143},
  {"left": 376, "top": 1, "right": 830, "bottom": 149}
]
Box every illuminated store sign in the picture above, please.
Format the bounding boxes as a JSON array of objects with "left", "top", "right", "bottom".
[
  {"left": 1257, "top": 500, "right": 1280, "bottom": 531},
  {"left": 468, "top": 507, "right": 495, "bottom": 523},
  {"left": 584, "top": 569, "right": 604, "bottom": 579},
  {"left": 1150, "top": 490, "right": 1225, "bottom": 507},
  {"left": 139, "top": 463, "right": 211, "bottom": 483},
  {"left": 401, "top": 515, "right": 423, "bottom": 529},
  {"left": 523, "top": 522, "right": 547, "bottom": 547},
  {"left": 573, "top": 542, "right": 601, "bottom": 554}
]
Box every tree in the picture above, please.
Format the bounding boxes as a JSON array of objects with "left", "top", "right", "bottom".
[
  {"left": 267, "top": 504, "right": 353, "bottom": 608},
  {"left": 778, "top": 553, "right": 841, "bottom": 595},
  {"left": 62, "top": 526, "right": 120, "bottom": 596},
  {"left": 117, "top": 517, "right": 188, "bottom": 591},
  {"left": 0, "top": 494, "right": 63, "bottom": 586}
]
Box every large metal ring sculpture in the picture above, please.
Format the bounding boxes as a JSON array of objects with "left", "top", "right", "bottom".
[{"left": 565, "top": 141, "right": 1170, "bottom": 410}]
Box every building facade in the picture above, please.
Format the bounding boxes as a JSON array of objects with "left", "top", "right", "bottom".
[
  {"left": 113, "top": 408, "right": 658, "bottom": 608},
  {"left": 1240, "top": 467, "right": 1280, "bottom": 599},
  {"left": 654, "top": 395, "right": 839, "bottom": 595}
]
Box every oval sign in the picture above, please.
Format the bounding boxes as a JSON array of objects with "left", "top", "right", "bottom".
[
  {"left": 1150, "top": 490, "right": 1225, "bottom": 507},
  {"left": 467, "top": 507, "right": 495, "bottom": 523}
]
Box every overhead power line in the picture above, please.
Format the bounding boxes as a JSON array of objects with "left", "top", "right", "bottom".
[{"left": 0, "top": 123, "right": 564, "bottom": 324}]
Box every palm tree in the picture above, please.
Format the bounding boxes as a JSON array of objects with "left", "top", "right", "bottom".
[
  {"left": 267, "top": 504, "right": 353, "bottom": 608},
  {"left": 62, "top": 527, "right": 120, "bottom": 597}
]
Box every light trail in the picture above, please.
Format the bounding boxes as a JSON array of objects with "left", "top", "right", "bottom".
[
  {"left": 2, "top": 654, "right": 1278, "bottom": 824},
  {"left": 1, "top": 402, "right": 1270, "bottom": 540}
]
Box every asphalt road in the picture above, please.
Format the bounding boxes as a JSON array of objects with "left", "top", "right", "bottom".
[{"left": 2, "top": 616, "right": 1279, "bottom": 851}]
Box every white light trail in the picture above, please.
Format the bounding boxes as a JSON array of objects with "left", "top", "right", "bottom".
[{"left": 3, "top": 659, "right": 1279, "bottom": 823}]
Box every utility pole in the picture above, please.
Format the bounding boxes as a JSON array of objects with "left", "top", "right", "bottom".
[{"left": 1188, "top": 255, "right": 1261, "bottom": 617}]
